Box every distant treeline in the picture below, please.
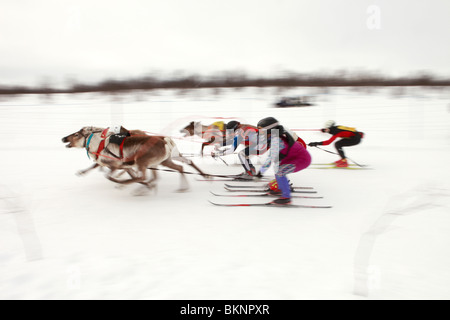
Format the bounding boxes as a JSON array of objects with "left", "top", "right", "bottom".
[{"left": 1, "top": 71, "right": 450, "bottom": 95}]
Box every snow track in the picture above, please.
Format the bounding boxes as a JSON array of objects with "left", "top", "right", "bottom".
[{"left": 1, "top": 87, "right": 450, "bottom": 299}]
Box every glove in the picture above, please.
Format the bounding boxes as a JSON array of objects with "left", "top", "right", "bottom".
[{"left": 308, "top": 142, "right": 320, "bottom": 147}]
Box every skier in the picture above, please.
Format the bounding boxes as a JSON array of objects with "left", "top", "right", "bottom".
[
  {"left": 256, "top": 117, "right": 311, "bottom": 205},
  {"left": 212, "top": 120, "right": 259, "bottom": 179},
  {"left": 308, "top": 120, "right": 364, "bottom": 167}
]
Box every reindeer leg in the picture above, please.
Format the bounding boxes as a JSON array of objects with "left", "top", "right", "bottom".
[
  {"left": 108, "top": 166, "right": 147, "bottom": 186},
  {"left": 123, "top": 168, "right": 155, "bottom": 188},
  {"left": 125, "top": 168, "right": 140, "bottom": 179},
  {"left": 201, "top": 137, "right": 216, "bottom": 157},
  {"left": 105, "top": 168, "right": 126, "bottom": 189},
  {"left": 77, "top": 163, "right": 99, "bottom": 176},
  {"left": 161, "top": 159, "right": 189, "bottom": 192},
  {"left": 128, "top": 169, "right": 158, "bottom": 196},
  {"left": 109, "top": 168, "right": 138, "bottom": 189},
  {"left": 144, "top": 169, "right": 158, "bottom": 193},
  {"left": 112, "top": 169, "right": 129, "bottom": 179},
  {"left": 201, "top": 142, "right": 206, "bottom": 157},
  {"left": 105, "top": 167, "right": 125, "bottom": 189}
]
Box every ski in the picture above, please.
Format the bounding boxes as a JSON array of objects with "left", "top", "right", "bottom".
[
  {"left": 208, "top": 200, "right": 332, "bottom": 209},
  {"left": 196, "top": 177, "right": 270, "bottom": 182},
  {"left": 210, "top": 191, "right": 323, "bottom": 199},
  {"left": 224, "top": 186, "right": 317, "bottom": 194},
  {"left": 309, "top": 166, "right": 372, "bottom": 170},
  {"left": 311, "top": 162, "right": 363, "bottom": 166},
  {"left": 224, "top": 183, "right": 313, "bottom": 190},
  {"left": 310, "top": 163, "right": 370, "bottom": 169}
]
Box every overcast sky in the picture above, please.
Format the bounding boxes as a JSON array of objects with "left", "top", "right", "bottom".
[{"left": 1, "top": 0, "right": 449, "bottom": 87}]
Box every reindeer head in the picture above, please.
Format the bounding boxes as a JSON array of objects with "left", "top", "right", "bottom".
[
  {"left": 180, "top": 121, "right": 196, "bottom": 137},
  {"left": 62, "top": 126, "right": 104, "bottom": 148}
]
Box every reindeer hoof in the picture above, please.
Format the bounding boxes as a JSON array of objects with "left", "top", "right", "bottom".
[
  {"left": 76, "top": 171, "right": 86, "bottom": 176},
  {"left": 147, "top": 182, "right": 157, "bottom": 190},
  {"left": 132, "top": 184, "right": 157, "bottom": 196},
  {"left": 132, "top": 187, "right": 150, "bottom": 196},
  {"left": 176, "top": 187, "right": 189, "bottom": 193}
]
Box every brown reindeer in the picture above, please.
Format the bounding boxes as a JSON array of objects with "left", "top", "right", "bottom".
[
  {"left": 64, "top": 126, "right": 144, "bottom": 176},
  {"left": 62, "top": 126, "right": 206, "bottom": 192},
  {"left": 180, "top": 121, "right": 227, "bottom": 156}
]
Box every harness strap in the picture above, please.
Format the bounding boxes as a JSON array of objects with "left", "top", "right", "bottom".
[
  {"left": 94, "top": 128, "right": 110, "bottom": 160},
  {"left": 101, "top": 128, "right": 109, "bottom": 139},
  {"left": 103, "top": 137, "right": 127, "bottom": 160},
  {"left": 119, "top": 138, "right": 126, "bottom": 159},
  {"left": 85, "top": 133, "right": 94, "bottom": 159}
]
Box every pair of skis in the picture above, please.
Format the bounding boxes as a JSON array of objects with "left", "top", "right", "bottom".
[
  {"left": 309, "top": 162, "right": 371, "bottom": 170},
  {"left": 208, "top": 200, "right": 331, "bottom": 208},
  {"left": 197, "top": 176, "right": 270, "bottom": 182},
  {"left": 209, "top": 183, "right": 332, "bottom": 209}
]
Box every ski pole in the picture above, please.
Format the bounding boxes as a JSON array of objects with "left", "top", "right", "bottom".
[
  {"left": 313, "top": 146, "right": 365, "bottom": 167},
  {"left": 218, "top": 155, "right": 229, "bottom": 166},
  {"left": 211, "top": 153, "right": 229, "bottom": 166}
]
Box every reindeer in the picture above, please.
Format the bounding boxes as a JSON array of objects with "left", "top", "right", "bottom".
[
  {"left": 180, "top": 121, "right": 227, "bottom": 156},
  {"left": 64, "top": 126, "right": 144, "bottom": 176},
  {"left": 62, "top": 126, "right": 206, "bottom": 192}
]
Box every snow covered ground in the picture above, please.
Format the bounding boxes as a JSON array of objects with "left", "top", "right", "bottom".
[{"left": 1, "top": 87, "right": 449, "bottom": 300}]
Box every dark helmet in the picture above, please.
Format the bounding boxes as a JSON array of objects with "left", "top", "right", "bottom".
[
  {"left": 257, "top": 117, "right": 280, "bottom": 130},
  {"left": 226, "top": 120, "right": 240, "bottom": 131}
]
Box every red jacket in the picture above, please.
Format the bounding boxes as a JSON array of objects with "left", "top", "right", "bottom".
[
  {"left": 321, "top": 126, "right": 364, "bottom": 146},
  {"left": 237, "top": 125, "right": 258, "bottom": 147}
]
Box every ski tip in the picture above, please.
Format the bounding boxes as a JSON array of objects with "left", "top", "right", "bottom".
[
  {"left": 208, "top": 200, "right": 220, "bottom": 206},
  {"left": 208, "top": 200, "right": 253, "bottom": 207}
]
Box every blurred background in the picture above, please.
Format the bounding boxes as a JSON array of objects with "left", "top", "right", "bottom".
[{"left": 1, "top": 0, "right": 449, "bottom": 92}]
